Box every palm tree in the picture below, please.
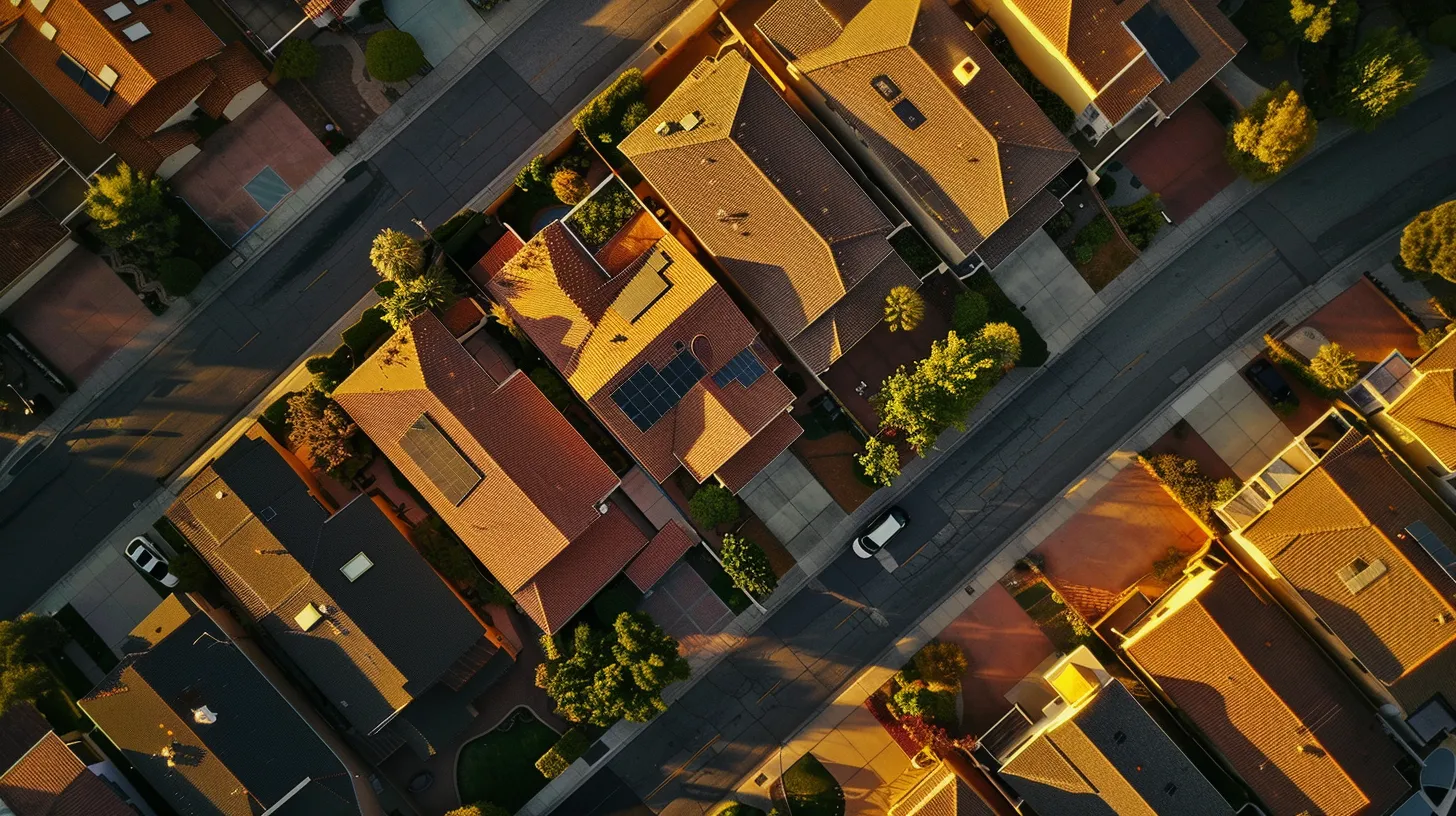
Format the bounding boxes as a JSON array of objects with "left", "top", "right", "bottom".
[
  {"left": 370, "top": 228, "right": 424, "bottom": 281},
  {"left": 884, "top": 285, "right": 926, "bottom": 332}
]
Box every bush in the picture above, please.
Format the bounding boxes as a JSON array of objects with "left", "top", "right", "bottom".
[
  {"left": 913, "top": 641, "right": 967, "bottom": 691},
  {"left": 535, "top": 729, "right": 590, "bottom": 779},
  {"left": 721, "top": 534, "right": 777, "bottom": 598},
  {"left": 567, "top": 182, "right": 640, "bottom": 248},
  {"left": 530, "top": 367, "right": 573, "bottom": 410},
  {"left": 1310, "top": 342, "right": 1358, "bottom": 390},
  {"left": 358, "top": 0, "right": 386, "bottom": 23},
  {"left": 274, "top": 39, "right": 319, "bottom": 80},
  {"left": 305, "top": 344, "right": 354, "bottom": 393},
  {"left": 414, "top": 517, "right": 479, "bottom": 590},
  {"left": 856, "top": 437, "right": 900, "bottom": 488},
  {"left": 987, "top": 32, "right": 1074, "bottom": 131},
  {"left": 573, "top": 69, "right": 646, "bottom": 144},
  {"left": 1421, "top": 327, "right": 1451, "bottom": 352},
  {"left": 621, "top": 100, "right": 651, "bottom": 135},
  {"left": 1112, "top": 195, "right": 1164, "bottom": 250},
  {"left": 515, "top": 154, "right": 548, "bottom": 193},
  {"left": 157, "top": 257, "right": 204, "bottom": 296},
  {"left": 888, "top": 228, "right": 941, "bottom": 275},
  {"left": 373, "top": 280, "right": 398, "bottom": 298},
  {"left": 1334, "top": 28, "right": 1430, "bottom": 131},
  {"left": 1265, "top": 334, "right": 1341, "bottom": 398},
  {"left": 260, "top": 391, "right": 297, "bottom": 441},
  {"left": 892, "top": 684, "right": 955, "bottom": 726},
  {"left": 365, "top": 30, "right": 425, "bottom": 82},
  {"left": 1140, "top": 453, "right": 1220, "bottom": 521},
  {"left": 551, "top": 168, "right": 590, "bottom": 205},
  {"left": 342, "top": 305, "right": 391, "bottom": 356},
  {"left": 446, "top": 805, "right": 510, "bottom": 816},
  {"left": 1433, "top": 15, "right": 1456, "bottom": 48},
  {"left": 1044, "top": 208, "right": 1074, "bottom": 239},
  {"left": 953, "top": 291, "right": 990, "bottom": 337},
  {"left": 166, "top": 550, "right": 214, "bottom": 592},
  {"left": 689, "top": 484, "right": 739, "bottom": 528}
]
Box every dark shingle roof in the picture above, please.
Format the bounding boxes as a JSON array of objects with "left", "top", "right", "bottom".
[
  {"left": 0, "top": 97, "right": 59, "bottom": 206},
  {"left": 0, "top": 200, "right": 68, "bottom": 291},
  {"left": 80, "top": 596, "right": 356, "bottom": 816}
]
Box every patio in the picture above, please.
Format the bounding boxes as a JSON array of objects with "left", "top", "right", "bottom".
[
  {"left": 934, "top": 583, "right": 1056, "bottom": 736},
  {"left": 1292, "top": 277, "right": 1424, "bottom": 369},
  {"left": 638, "top": 561, "right": 735, "bottom": 658}
]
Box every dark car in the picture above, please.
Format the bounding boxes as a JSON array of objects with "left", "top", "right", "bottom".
[
  {"left": 852, "top": 506, "right": 910, "bottom": 558},
  {"left": 1245, "top": 359, "right": 1295, "bottom": 404}
]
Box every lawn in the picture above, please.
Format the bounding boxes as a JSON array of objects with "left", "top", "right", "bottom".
[
  {"left": 776, "top": 754, "right": 844, "bottom": 816},
  {"left": 456, "top": 708, "right": 560, "bottom": 812},
  {"left": 1076, "top": 239, "right": 1138, "bottom": 293}
]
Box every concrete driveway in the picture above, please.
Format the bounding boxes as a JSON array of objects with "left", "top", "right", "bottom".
[
  {"left": 1172, "top": 360, "right": 1294, "bottom": 479},
  {"left": 991, "top": 231, "right": 1103, "bottom": 355},
  {"left": 385, "top": 0, "right": 486, "bottom": 65}
]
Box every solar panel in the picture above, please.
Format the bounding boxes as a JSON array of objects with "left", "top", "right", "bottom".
[
  {"left": 1126, "top": 1, "right": 1199, "bottom": 82},
  {"left": 1406, "top": 522, "right": 1456, "bottom": 583},
  {"left": 610, "top": 350, "right": 706, "bottom": 431},
  {"left": 892, "top": 99, "right": 926, "bottom": 130},
  {"left": 398, "top": 414, "right": 481, "bottom": 505},
  {"left": 56, "top": 55, "right": 112, "bottom": 104},
  {"left": 711, "top": 347, "right": 767, "bottom": 388}
]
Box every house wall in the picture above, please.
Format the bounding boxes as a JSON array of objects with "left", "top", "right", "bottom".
[
  {"left": 0, "top": 238, "right": 76, "bottom": 312},
  {"left": 0, "top": 158, "right": 65, "bottom": 217},
  {"left": 971, "top": 0, "right": 1095, "bottom": 113},
  {"left": 156, "top": 143, "right": 201, "bottom": 180},
  {"left": 222, "top": 81, "right": 268, "bottom": 121}
]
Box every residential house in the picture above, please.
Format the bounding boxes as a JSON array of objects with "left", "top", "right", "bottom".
[
  {"left": 483, "top": 210, "right": 802, "bottom": 495},
  {"left": 889, "top": 764, "right": 998, "bottom": 816},
  {"left": 0, "top": 0, "right": 267, "bottom": 178},
  {"left": 167, "top": 432, "right": 510, "bottom": 754},
  {"left": 0, "top": 95, "right": 76, "bottom": 307},
  {"left": 1120, "top": 556, "right": 1412, "bottom": 816},
  {"left": 1347, "top": 332, "right": 1456, "bottom": 504},
  {"left": 966, "top": 0, "right": 1244, "bottom": 164},
  {"left": 80, "top": 595, "right": 360, "bottom": 816},
  {"left": 988, "top": 646, "right": 1235, "bottom": 815},
  {"left": 333, "top": 309, "right": 665, "bottom": 634},
  {"left": 1215, "top": 412, "right": 1456, "bottom": 743},
  {"left": 0, "top": 702, "right": 134, "bottom": 816},
  {"left": 617, "top": 49, "right": 922, "bottom": 375},
  {"left": 756, "top": 0, "right": 1079, "bottom": 269}
]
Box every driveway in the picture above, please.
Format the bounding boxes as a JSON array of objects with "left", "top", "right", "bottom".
[
  {"left": 1172, "top": 360, "right": 1294, "bottom": 479},
  {"left": 385, "top": 0, "right": 486, "bottom": 65},
  {"left": 639, "top": 562, "right": 735, "bottom": 657},
  {"left": 937, "top": 583, "right": 1055, "bottom": 736},
  {"left": 740, "top": 450, "right": 844, "bottom": 562},
  {"left": 990, "top": 231, "right": 1102, "bottom": 355},
  {"left": 1121, "top": 101, "right": 1238, "bottom": 223}
]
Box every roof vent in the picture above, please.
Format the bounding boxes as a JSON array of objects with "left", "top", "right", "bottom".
[
  {"left": 1437, "top": 612, "right": 1454, "bottom": 625},
  {"left": 192, "top": 705, "right": 217, "bottom": 725},
  {"left": 214, "top": 490, "right": 227, "bottom": 500},
  {"left": 679, "top": 111, "right": 703, "bottom": 131},
  {"left": 654, "top": 121, "right": 680, "bottom": 136},
  {"left": 953, "top": 57, "right": 979, "bottom": 85},
  {"left": 597, "top": 502, "right": 610, "bottom": 515},
  {"left": 340, "top": 552, "right": 374, "bottom": 582}
]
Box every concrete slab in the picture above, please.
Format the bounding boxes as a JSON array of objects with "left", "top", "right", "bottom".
[
  {"left": 1202, "top": 414, "right": 1257, "bottom": 465},
  {"left": 1228, "top": 390, "right": 1280, "bottom": 441},
  {"left": 1184, "top": 398, "right": 1226, "bottom": 434},
  {"left": 385, "top": 0, "right": 487, "bottom": 65}
]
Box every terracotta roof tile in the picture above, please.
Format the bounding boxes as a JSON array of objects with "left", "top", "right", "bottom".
[
  {"left": 441, "top": 296, "right": 487, "bottom": 337},
  {"left": 625, "top": 520, "right": 698, "bottom": 592},
  {"left": 489, "top": 221, "right": 796, "bottom": 488},
  {"left": 758, "top": 0, "right": 1077, "bottom": 258},
  {"left": 121, "top": 60, "right": 214, "bottom": 135},
  {"left": 1092, "top": 54, "right": 1163, "bottom": 124},
  {"left": 0, "top": 199, "right": 69, "bottom": 290},
  {"left": 195, "top": 40, "right": 267, "bottom": 118},
  {"left": 300, "top": 0, "right": 356, "bottom": 21},
  {"left": 514, "top": 507, "right": 648, "bottom": 633},
  {"left": 0, "top": 730, "right": 134, "bottom": 816},
  {"left": 1237, "top": 432, "right": 1456, "bottom": 710},
  {"left": 715, "top": 412, "right": 802, "bottom": 493},
  {"left": 1124, "top": 564, "right": 1411, "bottom": 816},
  {"left": 470, "top": 228, "right": 526, "bottom": 290},
  {"left": 1388, "top": 341, "right": 1456, "bottom": 468},
  {"left": 0, "top": 98, "right": 60, "bottom": 205},
  {"left": 889, "top": 764, "right": 997, "bottom": 816}
]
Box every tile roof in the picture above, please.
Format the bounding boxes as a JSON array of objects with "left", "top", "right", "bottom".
[
  {"left": 80, "top": 596, "right": 356, "bottom": 816},
  {"left": 625, "top": 520, "right": 698, "bottom": 592},
  {"left": 470, "top": 228, "right": 525, "bottom": 290},
  {"left": 618, "top": 50, "right": 921, "bottom": 372},
  {"left": 714, "top": 411, "right": 802, "bottom": 493},
  {"left": 0, "top": 97, "right": 60, "bottom": 205},
  {"left": 334, "top": 310, "right": 639, "bottom": 633},
  {"left": 1237, "top": 431, "right": 1456, "bottom": 711},
  {"left": 487, "top": 221, "right": 797, "bottom": 489},
  {"left": 977, "top": 190, "right": 1064, "bottom": 269},
  {"left": 196, "top": 41, "right": 267, "bottom": 118},
  {"left": 441, "top": 296, "right": 487, "bottom": 338},
  {"left": 999, "top": 680, "right": 1231, "bottom": 816},
  {"left": 757, "top": 0, "right": 1077, "bottom": 258},
  {"left": 2, "top": 0, "right": 222, "bottom": 141},
  {"left": 515, "top": 505, "right": 650, "bottom": 632},
  {"left": 1123, "top": 564, "right": 1411, "bottom": 816},
  {"left": 299, "top": 0, "right": 355, "bottom": 22},
  {"left": 0, "top": 200, "right": 69, "bottom": 291},
  {"left": 168, "top": 435, "right": 488, "bottom": 735},
  {"left": 1388, "top": 338, "right": 1456, "bottom": 469},
  {"left": 889, "top": 764, "right": 996, "bottom": 816},
  {"left": 0, "top": 729, "right": 134, "bottom": 816}
]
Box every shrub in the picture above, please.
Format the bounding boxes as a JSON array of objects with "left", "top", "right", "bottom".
[
  {"left": 888, "top": 229, "right": 941, "bottom": 275},
  {"left": 689, "top": 484, "right": 739, "bottom": 528},
  {"left": 621, "top": 100, "right": 651, "bottom": 134},
  {"left": 551, "top": 167, "right": 590, "bottom": 205},
  {"left": 1260, "top": 42, "right": 1287, "bottom": 61},
  {"left": 373, "top": 280, "right": 398, "bottom": 298},
  {"left": 987, "top": 32, "right": 1074, "bottom": 131},
  {"left": 414, "top": 517, "right": 479, "bottom": 590},
  {"left": 446, "top": 805, "right": 510, "bottom": 816},
  {"left": 952, "top": 291, "right": 990, "bottom": 337},
  {"left": 721, "top": 534, "right": 777, "bottom": 598},
  {"left": 530, "top": 367, "right": 573, "bottom": 410},
  {"left": 856, "top": 437, "right": 901, "bottom": 488},
  {"left": 1310, "top": 342, "right": 1358, "bottom": 390},
  {"left": 567, "top": 182, "right": 640, "bottom": 248},
  {"left": 1265, "top": 334, "right": 1339, "bottom": 398},
  {"left": 274, "top": 39, "right": 319, "bottom": 80},
  {"left": 573, "top": 69, "right": 646, "bottom": 144},
  {"left": 892, "top": 684, "right": 955, "bottom": 726},
  {"left": 357, "top": 0, "right": 386, "bottom": 23},
  {"left": 1071, "top": 216, "right": 1115, "bottom": 264},
  {"left": 515, "top": 154, "right": 548, "bottom": 192},
  {"left": 370, "top": 228, "right": 423, "bottom": 281},
  {"left": 1112, "top": 195, "right": 1165, "bottom": 250},
  {"left": 1044, "top": 209, "right": 1074, "bottom": 239},
  {"left": 1215, "top": 478, "right": 1239, "bottom": 503},
  {"left": 365, "top": 30, "right": 425, "bottom": 83},
  {"left": 1140, "top": 453, "right": 1219, "bottom": 521},
  {"left": 535, "top": 729, "right": 590, "bottom": 779},
  {"left": 1433, "top": 15, "right": 1456, "bottom": 48},
  {"left": 342, "top": 305, "right": 391, "bottom": 356},
  {"left": 913, "top": 641, "right": 967, "bottom": 691},
  {"left": 1095, "top": 176, "right": 1117, "bottom": 199},
  {"left": 259, "top": 391, "right": 296, "bottom": 441},
  {"left": 1421, "top": 327, "right": 1451, "bottom": 352},
  {"left": 972, "top": 322, "right": 1021, "bottom": 369},
  {"left": 305, "top": 344, "right": 354, "bottom": 393},
  {"left": 166, "top": 550, "right": 214, "bottom": 592},
  {"left": 1226, "top": 83, "right": 1317, "bottom": 180},
  {"left": 1401, "top": 201, "right": 1456, "bottom": 282},
  {"left": 883, "top": 285, "right": 926, "bottom": 332},
  {"left": 157, "top": 257, "right": 204, "bottom": 296},
  {"left": 1334, "top": 28, "right": 1430, "bottom": 131}
]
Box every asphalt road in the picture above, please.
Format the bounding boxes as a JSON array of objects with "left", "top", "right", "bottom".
[
  {"left": 0, "top": 0, "right": 694, "bottom": 617},
  {"left": 598, "top": 81, "right": 1456, "bottom": 814}
]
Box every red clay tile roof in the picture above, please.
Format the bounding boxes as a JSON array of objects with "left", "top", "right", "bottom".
[
  {"left": 1124, "top": 564, "right": 1411, "bottom": 816},
  {"left": 757, "top": 0, "right": 1077, "bottom": 259},
  {"left": 516, "top": 507, "right": 650, "bottom": 631},
  {"left": 300, "top": 0, "right": 356, "bottom": 21},
  {"left": 104, "top": 120, "right": 198, "bottom": 176},
  {"left": 0, "top": 705, "right": 133, "bottom": 816},
  {"left": 1388, "top": 335, "right": 1456, "bottom": 469},
  {"left": 715, "top": 412, "right": 802, "bottom": 494},
  {"left": 0, "top": 98, "right": 60, "bottom": 205},
  {"left": 0, "top": 199, "right": 69, "bottom": 290},
  {"left": 625, "top": 520, "right": 698, "bottom": 592},
  {"left": 195, "top": 40, "right": 267, "bottom": 118},
  {"left": 441, "top": 296, "right": 487, "bottom": 338},
  {"left": 488, "top": 220, "right": 797, "bottom": 489},
  {"left": 619, "top": 51, "right": 921, "bottom": 372},
  {"left": 334, "top": 310, "right": 629, "bottom": 632},
  {"left": 3, "top": 0, "right": 222, "bottom": 141},
  {"left": 470, "top": 228, "right": 525, "bottom": 291},
  {"left": 1238, "top": 431, "right": 1456, "bottom": 711}
]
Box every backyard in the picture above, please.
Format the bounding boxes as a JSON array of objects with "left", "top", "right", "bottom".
[{"left": 456, "top": 707, "right": 560, "bottom": 812}]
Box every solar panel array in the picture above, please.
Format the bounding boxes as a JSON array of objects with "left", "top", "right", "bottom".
[
  {"left": 711, "top": 347, "right": 767, "bottom": 389},
  {"left": 1407, "top": 521, "right": 1456, "bottom": 584},
  {"left": 56, "top": 55, "right": 112, "bottom": 104},
  {"left": 611, "top": 350, "right": 706, "bottom": 431},
  {"left": 1127, "top": 1, "right": 1199, "bottom": 83},
  {"left": 399, "top": 414, "right": 482, "bottom": 505}
]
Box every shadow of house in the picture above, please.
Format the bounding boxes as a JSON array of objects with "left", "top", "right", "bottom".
[{"left": 80, "top": 595, "right": 359, "bottom": 816}]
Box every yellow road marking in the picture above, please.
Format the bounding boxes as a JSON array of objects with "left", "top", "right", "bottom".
[
  {"left": 236, "top": 332, "right": 259, "bottom": 352},
  {"left": 89, "top": 412, "right": 175, "bottom": 491},
  {"left": 646, "top": 735, "right": 720, "bottom": 801},
  {"left": 302, "top": 268, "right": 329, "bottom": 291}
]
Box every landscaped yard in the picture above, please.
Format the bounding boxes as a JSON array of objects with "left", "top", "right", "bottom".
[
  {"left": 775, "top": 754, "right": 844, "bottom": 816},
  {"left": 456, "top": 708, "right": 560, "bottom": 813}
]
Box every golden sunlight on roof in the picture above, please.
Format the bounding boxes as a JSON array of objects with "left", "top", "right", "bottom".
[{"left": 1048, "top": 662, "right": 1098, "bottom": 707}]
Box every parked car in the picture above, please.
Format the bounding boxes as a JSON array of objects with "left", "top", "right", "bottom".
[
  {"left": 852, "top": 507, "right": 909, "bottom": 558},
  {"left": 125, "top": 535, "right": 179, "bottom": 587},
  {"left": 1245, "top": 359, "right": 1295, "bottom": 405}
]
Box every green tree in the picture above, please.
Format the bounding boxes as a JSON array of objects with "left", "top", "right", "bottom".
[
  {"left": 1335, "top": 28, "right": 1430, "bottom": 131},
  {"left": 0, "top": 614, "right": 67, "bottom": 668},
  {"left": 166, "top": 550, "right": 215, "bottom": 593},
  {"left": 883, "top": 285, "right": 925, "bottom": 332},
  {"left": 1227, "top": 83, "right": 1317, "bottom": 180},
  {"left": 370, "top": 228, "right": 423, "bottom": 281},
  {"left": 568, "top": 183, "right": 639, "bottom": 247},
  {"left": 536, "top": 614, "right": 689, "bottom": 726},
  {"left": 85, "top": 163, "right": 178, "bottom": 258},
  {"left": 856, "top": 437, "right": 901, "bottom": 488},
  {"left": 381, "top": 269, "right": 459, "bottom": 329},
  {"left": 286, "top": 387, "right": 371, "bottom": 480},
  {"left": 365, "top": 30, "right": 425, "bottom": 82},
  {"left": 1310, "top": 342, "right": 1358, "bottom": 390},
  {"left": 952, "top": 291, "right": 990, "bottom": 338},
  {"left": 912, "top": 641, "right": 967, "bottom": 692},
  {"left": 874, "top": 331, "right": 999, "bottom": 453},
  {"left": 445, "top": 804, "right": 510, "bottom": 816},
  {"left": 514, "top": 154, "right": 548, "bottom": 192},
  {"left": 158, "top": 257, "right": 204, "bottom": 297},
  {"left": 1401, "top": 201, "right": 1456, "bottom": 282},
  {"left": 274, "top": 38, "right": 319, "bottom": 80},
  {"left": 1290, "top": 0, "right": 1355, "bottom": 42},
  {"left": 721, "top": 535, "right": 777, "bottom": 598},
  {"left": 688, "top": 484, "right": 739, "bottom": 528},
  {"left": 414, "top": 517, "right": 479, "bottom": 591},
  {"left": 552, "top": 167, "right": 590, "bottom": 205},
  {"left": 621, "top": 100, "right": 651, "bottom": 134},
  {"left": 0, "top": 664, "right": 53, "bottom": 714},
  {"left": 536, "top": 625, "right": 610, "bottom": 725},
  {"left": 973, "top": 322, "right": 1021, "bottom": 369},
  {"left": 892, "top": 683, "right": 954, "bottom": 726}
]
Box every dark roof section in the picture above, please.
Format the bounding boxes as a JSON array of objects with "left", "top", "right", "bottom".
[
  {"left": 167, "top": 435, "right": 489, "bottom": 735},
  {"left": 1127, "top": 1, "right": 1200, "bottom": 82},
  {"left": 80, "top": 596, "right": 356, "bottom": 816},
  {"left": 0, "top": 199, "right": 68, "bottom": 291},
  {"left": 0, "top": 97, "right": 59, "bottom": 205}
]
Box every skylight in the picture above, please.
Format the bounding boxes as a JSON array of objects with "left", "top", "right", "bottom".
[
  {"left": 30, "top": 0, "right": 50, "bottom": 12},
  {"left": 39, "top": 21, "right": 56, "bottom": 39},
  {"left": 953, "top": 57, "right": 979, "bottom": 85},
  {"left": 340, "top": 552, "right": 374, "bottom": 582},
  {"left": 295, "top": 603, "right": 323, "bottom": 631},
  {"left": 102, "top": 2, "right": 130, "bottom": 20},
  {"left": 122, "top": 21, "right": 150, "bottom": 41}
]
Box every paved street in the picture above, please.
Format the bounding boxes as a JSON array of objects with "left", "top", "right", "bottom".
[
  {"left": 597, "top": 81, "right": 1456, "bottom": 814},
  {"left": 0, "top": 0, "right": 693, "bottom": 618}
]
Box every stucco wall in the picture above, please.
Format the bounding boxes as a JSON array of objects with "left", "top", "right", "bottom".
[
  {"left": 222, "top": 81, "right": 269, "bottom": 121},
  {"left": 977, "top": 0, "right": 1094, "bottom": 112}
]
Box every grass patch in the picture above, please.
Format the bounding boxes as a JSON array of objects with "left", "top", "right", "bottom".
[
  {"left": 778, "top": 754, "right": 844, "bottom": 816},
  {"left": 888, "top": 228, "right": 942, "bottom": 276},
  {"left": 1013, "top": 581, "right": 1053, "bottom": 611},
  {"left": 53, "top": 604, "right": 118, "bottom": 672},
  {"left": 686, "top": 546, "right": 751, "bottom": 615},
  {"left": 456, "top": 708, "right": 559, "bottom": 812},
  {"left": 965, "top": 274, "right": 1048, "bottom": 366}
]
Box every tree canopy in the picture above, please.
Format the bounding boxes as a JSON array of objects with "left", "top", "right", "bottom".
[
  {"left": 365, "top": 30, "right": 425, "bottom": 82},
  {"left": 874, "top": 331, "right": 999, "bottom": 453},
  {"left": 688, "top": 484, "right": 739, "bottom": 528},
  {"left": 85, "top": 163, "right": 178, "bottom": 258},
  {"left": 536, "top": 613, "right": 689, "bottom": 726},
  {"left": 1227, "top": 83, "right": 1317, "bottom": 180},
  {"left": 856, "top": 437, "right": 901, "bottom": 488},
  {"left": 1335, "top": 28, "right": 1430, "bottom": 131},
  {"left": 1310, "top": 342, "right": 1358, "bottom": 390},
  {"left": 381, "top": 270, "right": 459, "bottom": 329},
  {"left": 721, "top": 535, "right": 777, "bottom": 598},
  {"left": 972, "top": 322, "right": 1022, "bottom": 370},
  {"left": 1289, "top": 0, "right": 1356, "bottom": 42},
  {"left": 369, "top": 228, "right": 423, "bottom": 281},
  {"left": 883, "top": 286, "right": 926, "bottom": 332},
  {"left": 0, "top": 614, "right": 67, "bottom": 715},
  {"left": 286, "top": 387, "right": 371, "bottom": 480},
  {"left": 1400, "top": 201, "right": 1456, "bottom": 282}
]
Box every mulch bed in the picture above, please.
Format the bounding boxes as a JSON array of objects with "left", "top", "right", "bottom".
[
  {"left": 1075, "top": 238, "right": 1138, "bottom": 293},
  {"left": 792, "top": 430, "right": 876, "bottom": 513}
]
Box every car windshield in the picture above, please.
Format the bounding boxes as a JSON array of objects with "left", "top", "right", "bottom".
[{"left": 147, "top": 560, "right": 169, "bottom": 577}]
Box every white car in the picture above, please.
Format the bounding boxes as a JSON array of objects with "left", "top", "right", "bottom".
[
  {"left": 851, "top": 507, "right": 909, "bottom": 558},
  {"left": 125, "top": 535, "right": 179, "bottom": 587}
]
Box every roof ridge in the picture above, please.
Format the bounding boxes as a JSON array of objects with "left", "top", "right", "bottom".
[{"left": 793, "top": 0, "right": 916, "bottom": 74}]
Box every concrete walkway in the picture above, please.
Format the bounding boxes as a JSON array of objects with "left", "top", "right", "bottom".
[
  {"left": 990, "top": 230, "right": 1103, "bottom": 355},
  {"left": 1171, "top": 362, "right": 1294, "bottom": 479},
  {"left": 740, "top": 450, "right": 844, "bottom": 562}
]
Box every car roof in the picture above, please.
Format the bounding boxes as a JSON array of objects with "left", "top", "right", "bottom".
[{"left": 867, "top": 514, "right": 903, "bottom": 545}]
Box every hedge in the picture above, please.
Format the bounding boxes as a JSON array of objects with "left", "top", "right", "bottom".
[
  {"left": 535, "top": 729, "right": 590, "bottom": 779},
  {"left": 365, "top": 30, "right": 425, "bottom": 83},
  {"left": 343, "top": 306, "right": 391, "bottom": 357},
  {"left": 572, "top": 69, "right": 646, "bottom": 145},
  {"left": 158, "top": 257, "right": 204, "bottom": 296},
  {"left": 305, "top": 344, "right": 354, "bottom": 393}
]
